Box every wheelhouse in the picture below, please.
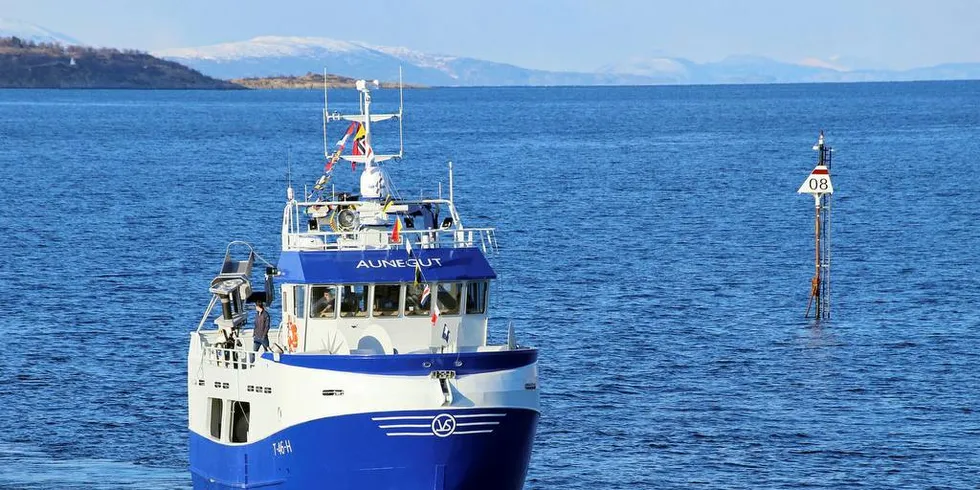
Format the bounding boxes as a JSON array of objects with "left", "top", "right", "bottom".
[{"left": 276, "top": 274, "right": 495, "bottom": 356}]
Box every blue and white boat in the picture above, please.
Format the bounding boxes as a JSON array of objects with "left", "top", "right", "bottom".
[{"left": 188, "top": 78, "right": 540, "bottom": 489}]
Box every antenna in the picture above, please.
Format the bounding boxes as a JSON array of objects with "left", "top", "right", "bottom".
[
  {"left": 286, "top": 146, "right": 294, "bottom": 201},
  {"left": 322, "top": 68, "right": 328, "bottom": 158},
  {"left": 399, "top": 66, "right": 404, "bottom": 158},
  {"left": 448, "top": 160, "right": 454, "bottom": 203}
]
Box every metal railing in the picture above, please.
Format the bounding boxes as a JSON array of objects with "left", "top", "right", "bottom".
[
  {"left": 203, "top": 345, "right": 257, "bottom": 370},
  {"left": 285, "top": 227, "right": 498, "bottom": 255}
]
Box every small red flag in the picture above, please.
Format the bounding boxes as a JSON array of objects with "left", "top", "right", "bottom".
[
  {"left": 390, "top": 217, "right": 402, "bottom": 243},
  {"left": 431, "top": 304, "right": 440, "bottom": 326}
]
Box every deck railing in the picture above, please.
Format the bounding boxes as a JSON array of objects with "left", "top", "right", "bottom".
[
  {"left": 203, "top": 345, "right": 257, "bottom": 370},
  {"left": 282, "top": 198, "right": 499, "bottom": 255},
  {"left": 285, "top": 227, "right": 498, "bottom": 255}
]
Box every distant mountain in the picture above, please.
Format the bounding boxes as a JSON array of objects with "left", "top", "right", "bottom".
[
  {"left": 0, "top": 18, "right": 81, "bottom": 45},
  {"left": 154, "top": 36, "right": 591, "bottom": 86},
  {"left": 596, "top": 56, "right": 696, "bottom": 84},
  {"left": 892, "top": 62, "right": 980, "bottom": 82},
  {"left": 154, "top": 36, "right": 688, "bottom": 86},
  {"left": 592, "top": 55, "right": 980, "bottom": 85},
  {"left": 155, "top": 36, "right": 448, "bottom": 85},
  {"left": 154, "top": 36, "right": 667, "bottom": 86},
  {"left": 0, "top": 37, "right": 241, "bottom": 89},
  {"left": 157, "top": 36, "right": 980, "bottom": 86},
  {"left": 2, "top": 20, "right": 979, "bottom": 87}
]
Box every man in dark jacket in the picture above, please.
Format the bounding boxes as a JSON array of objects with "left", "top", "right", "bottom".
[{"left": 253, "top": 301, "right": 271, "bottom": 352}]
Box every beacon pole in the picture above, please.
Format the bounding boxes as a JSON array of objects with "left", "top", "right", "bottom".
[{"left": 798, "top": 131, "right": 834, "bottom": 320}]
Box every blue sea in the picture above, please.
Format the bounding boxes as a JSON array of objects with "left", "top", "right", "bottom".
[{"left": 1, "top": 82, "right": 979, "bottom": 489}]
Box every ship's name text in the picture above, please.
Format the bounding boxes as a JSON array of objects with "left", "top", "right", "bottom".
[{"left": 356, "top": 258, "right": 443, "bottom": 269}]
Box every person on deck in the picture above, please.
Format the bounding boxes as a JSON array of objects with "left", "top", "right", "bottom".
[
  {"left": 253, "top": 301, "right": 270, "bottom": 352},
  {"left": 313, "top": 288, "right": 336, "bottom": 317}
]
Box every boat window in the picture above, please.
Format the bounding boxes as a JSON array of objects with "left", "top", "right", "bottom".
[
  {"left": 404, "top": 283, "right": 430, "bottom": 316},
  {"left": 209, "top": 398, "right": 223, "bottom": 440},
  {"left": 373, "top": 285, "right": 401, "bottom": 317},
  {"left": 437, "top": 283, "right": 461, "bottom": 315},
  {"left": 293, "top": 285, "right": 306, "bottom": 320},
  {"left": 231, "top": 401, "right": 250, "bottom": 443},
  {"left": 340, "top": 285, "right": 368, "bottom": 318},
  {"left": 466, "top": 281, "right": 488, "bottom": 314},
  {"left": 311, "top": 286, "right": 337, "bottom": 318}
]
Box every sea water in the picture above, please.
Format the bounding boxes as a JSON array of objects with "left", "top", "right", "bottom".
[{"left": 1, "top": 82, "right": 979, "bottom": 488}]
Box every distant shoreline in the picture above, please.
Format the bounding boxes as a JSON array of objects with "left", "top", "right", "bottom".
[
  {"left": 0, "top": 36, "right": 241, "bottom": 89},
  {"left": 0, "top": 79, "right": 975, "bottom": 90},
  {"left": 231, "top": 72, "right": 425, "bottom": 90}
]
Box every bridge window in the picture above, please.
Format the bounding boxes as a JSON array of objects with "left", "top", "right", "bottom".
[
  {"left": 340, "top": 285, "right": 368, "bottom": 318},
  {"left": 404, "top": 283, "right": 430, "bottom": 316},
  {"left": 466, "top": 281, "right": 488, "bottom": 314},
  {"left": 292, "top": 285, "right": 306, "bottom": 321},
  {"left": 311, "top": 286, "right": 337, "bottom": 318},
  {"left": 437, "top": 283, "right": 461, "bottom": 315},
  {"left": 373, "top": 285, "right": 401, "bottom": 317}
]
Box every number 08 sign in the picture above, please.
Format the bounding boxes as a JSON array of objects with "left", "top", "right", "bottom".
[{"left": 797, "top": 165, "right": 834, "bottom": 195}]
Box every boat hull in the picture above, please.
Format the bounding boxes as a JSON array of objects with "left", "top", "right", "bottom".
[{"left": 189, "top": 407, "right": 538, "bottom": 490}]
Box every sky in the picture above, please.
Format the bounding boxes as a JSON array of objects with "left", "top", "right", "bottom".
[{"left": 2, "top": 0, "right": 979, "bottom": 72}]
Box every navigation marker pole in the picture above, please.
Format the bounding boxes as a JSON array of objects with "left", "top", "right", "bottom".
[{"left": 797, "top": 131, "right": 834, "bottom": 320}]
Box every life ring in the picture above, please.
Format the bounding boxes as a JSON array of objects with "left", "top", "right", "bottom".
[{"left": 287, "top": 317, "right": 299, "bottom": 352}]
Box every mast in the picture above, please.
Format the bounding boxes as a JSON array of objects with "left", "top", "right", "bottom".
[
  {"left": 321, "top": 78, "right": 403, "bottom": 199},
  {"left": 355, "top": 79, "right": 383, "bottom": 199}
]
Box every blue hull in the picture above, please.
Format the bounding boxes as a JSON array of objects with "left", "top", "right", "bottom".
[{"left": 190, "top": 408, "right": 538, "bottom": 490}]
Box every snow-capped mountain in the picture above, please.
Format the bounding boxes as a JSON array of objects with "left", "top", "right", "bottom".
[
  {"left": 5, "top": 19, "right": 977, "bottom": 87},
  {"left": 156, "top": 35, "right": 980, "bottom": 86},
  {"left": 0, "top": 18, "right": 81, "bottom": 45},
  {"left": 154, "top": 35, "right": 639, "bottom": 86},
  {"left": 156, "top": 36, "right": 366, "bottom": 61},
  {"left": 155, "top": 36, "right": 468, "bottom": 85}
]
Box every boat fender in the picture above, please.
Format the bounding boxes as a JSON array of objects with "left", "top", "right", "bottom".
[{"left": 287, "top": 316, "right": 299, "bottom": 352}]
